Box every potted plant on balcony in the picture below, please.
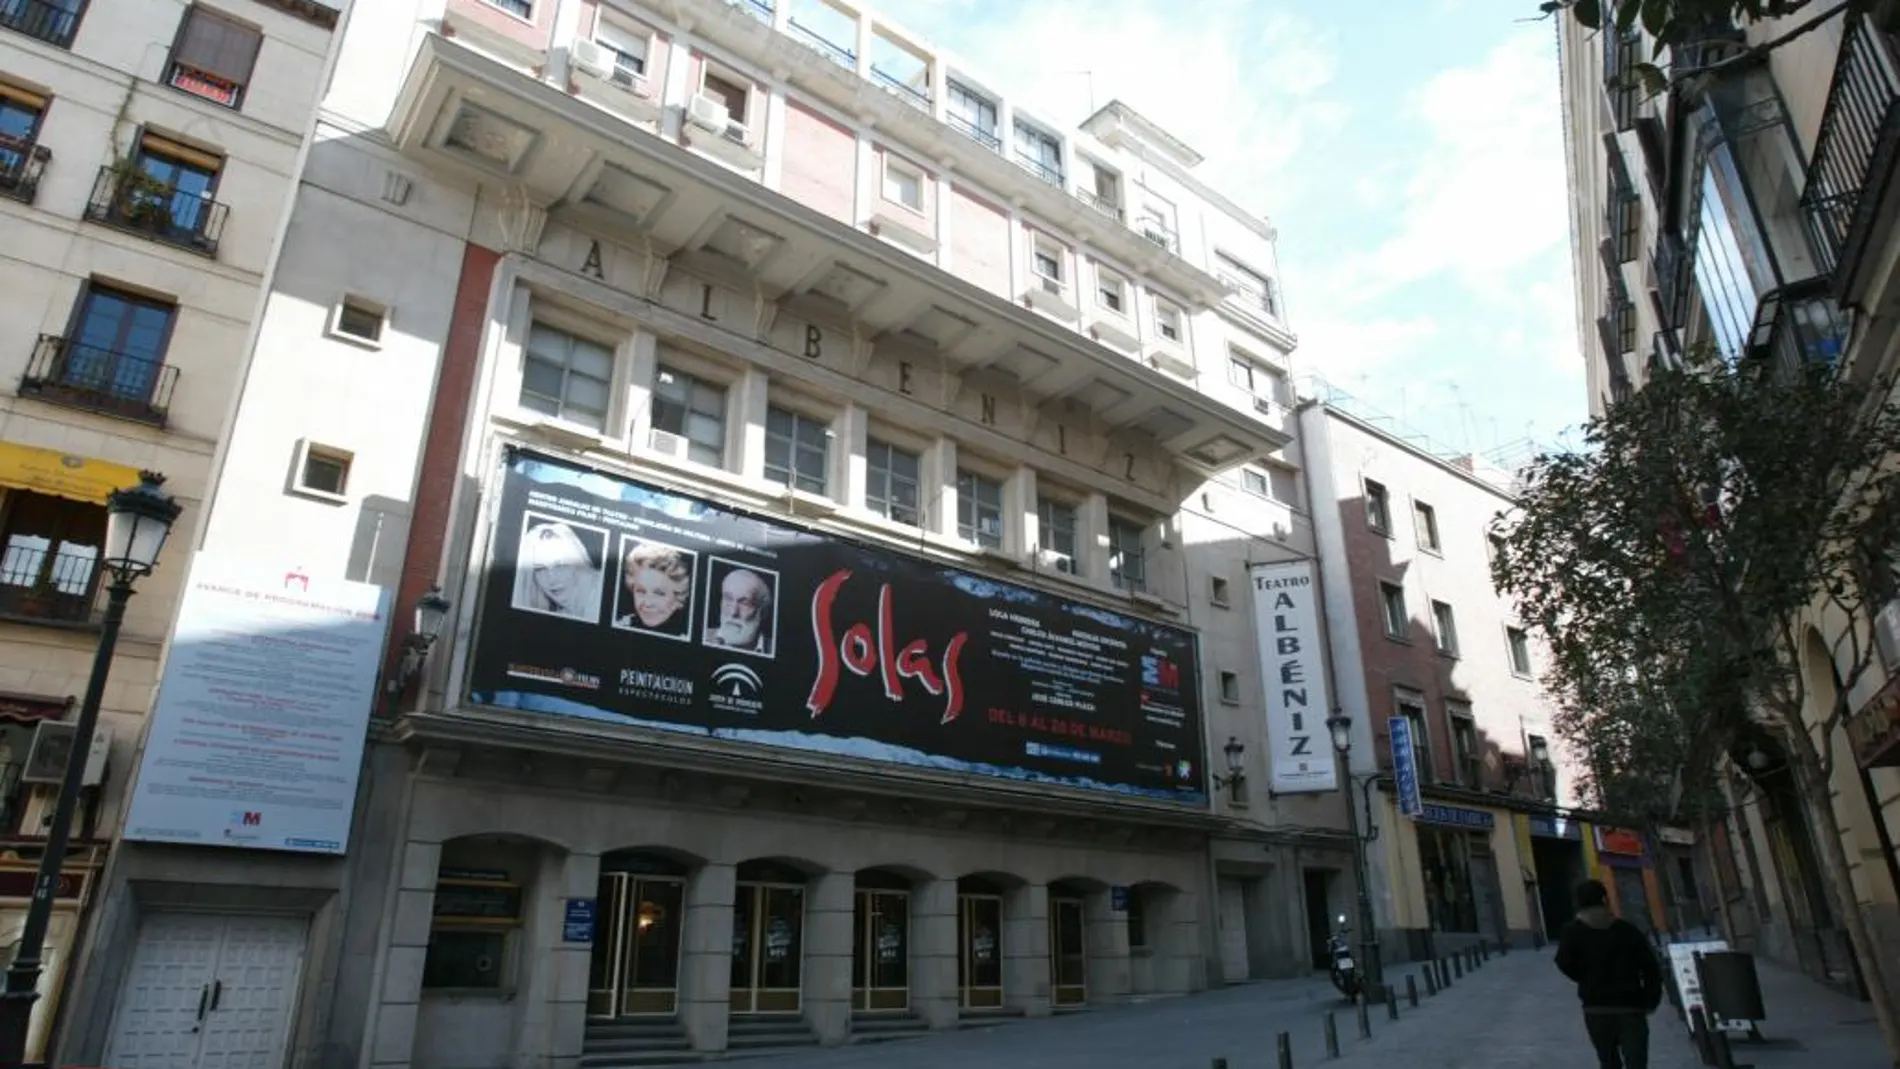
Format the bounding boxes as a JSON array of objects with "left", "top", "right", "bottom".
[{"left": 104, "top": 161, "right": 177, "bottom": 231}]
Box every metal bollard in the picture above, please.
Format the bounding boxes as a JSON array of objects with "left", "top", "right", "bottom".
[
  {"left": 1423, "top": 966, "right": 1437, "bottom": 996},
  {"left": 1277, "top": 1031, "right": 1294, "bottom": 1069},
  {"left": 1385, "top": 985, "right": 1399, "bottom": 1021},
  {"left": 1406, "top": 973, "right": 1420, "bottom": 1006},
  {"left": 1356, "top": 994, "right": 1372, "bottom": 1038},
  {"left": 1438, "top": 959, "right": 1451, "bottom": 989},
  {"left": 1212, "top": 1060, "right": 1228, "bottom": 1069},
  {"left": 1481, "top": 941, "right": 1490, "bottom": 961},
  {"left": 1324, "top": 1011, "right": 1340, "bottom": 1058},
  {"left": 1453, "top": 953, "right": 1464, "bottom": 979}
]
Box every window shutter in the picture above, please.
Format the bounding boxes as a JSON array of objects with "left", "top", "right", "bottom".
[{"left": 173, "top": 6, "right": 263, "bottom": 86}]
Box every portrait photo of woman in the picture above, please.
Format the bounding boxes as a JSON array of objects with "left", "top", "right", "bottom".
[
  {"left": 613, "top": 536, "right": 697, "bottom": 640},
  {"left": 511, "top": 515, "right": 607, "bottom": 623}
]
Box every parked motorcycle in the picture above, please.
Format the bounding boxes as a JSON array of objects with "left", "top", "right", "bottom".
[{"left": 1327, "top": 913, "right": 1362, "bottom": 999}]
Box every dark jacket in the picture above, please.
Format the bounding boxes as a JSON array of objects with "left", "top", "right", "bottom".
[{"left": 1555, "top": 906, "right": 1663, "bottom": 1012}]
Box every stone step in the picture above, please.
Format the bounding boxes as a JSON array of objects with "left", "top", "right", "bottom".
[
  {"left": 582, "top": 1033, "right": 694, "bottom": 1055},
  {"left": 849, "top": 1011, "right": 929, "bottom": 1044},
  {"left": 956, "top": 1007, "right": 1028, "bottom": 1030},
  {"left": 577, "top": 1049, "right": 707, "bottom": 1069}
]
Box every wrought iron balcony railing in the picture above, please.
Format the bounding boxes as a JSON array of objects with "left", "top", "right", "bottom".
[
  {"left": 0, "top": 134, "right": 49, "bottom": 204},
  {"left": 869, "top": 66, "right": 929, "bottom": 111},
  {"left": 0, "top": 0, "right": 82, "bottom": 48},
  {"left": 83, "top": 165, "right": 228, "bottom": 257},
  {"left": 1075, "top": 188, "right": 1122, "bottom": 222},
  {"left": 946, "top": 112, "right": 1001, "bottom": 152},
  {"left": 0, "top": 545, "right": 99, "bottom": 626},
  {"left": 1653, "top": 230, "right": 1694, "bottom": 328},
  {"left": 1014, "top": 152, "right": 1064, "bottom": 188},
  {"left": 787, "top": 16, "right": 854, "bottom": 71},
  {"left": 20, "top": 333, "right": 179, "bottom": 425},
  {"left": 1800, "top": 11, "right": 1900, "bottom": 297}
]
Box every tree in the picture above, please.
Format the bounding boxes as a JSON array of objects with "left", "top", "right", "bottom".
[
  {"left": 1540, "top": 0, "right": 1900, "bottom": 92},
  {"left": 1490, "top": 350, "right": 1900, "bottom": 1059}
]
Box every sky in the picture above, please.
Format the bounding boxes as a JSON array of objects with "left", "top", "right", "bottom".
[{"left": 870, "top": 0, "right": 1590, "bottom": 464}]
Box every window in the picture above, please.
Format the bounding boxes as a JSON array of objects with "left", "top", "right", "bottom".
[
  {"left": 1216, "top": 253, "right": 1280, "bottom": 317},
  {"left": 1031, "top": 235, "right": 1064, "bottom": 284},
  {"left": 594, "top": 15, "right": 648, "bottom": 84},
  {"left": 1108, "top": 517, "right": 1145, "bottom": 593},
  {"left": 111, "top": 132, "right": 224, "bottom": 249},
  {"left": 1365, "top": 479, "right": 1391, "bottom": 533},
  {"left": 1506, "top": 627, "right": 1533, "bottom": 676},
  {"left": 483, "top": 0, "right": 533, "bottom": 17},
  {"left": 1037, "top": 497, "right": 1078, "bottom": 574},
  {"left": 1241, "top": 465, "right": 1298, "bottom": 506},
  {"left": 0, "top": 82, "right": 47, "bottom": 201},
  {"left": 425, "top": 863, "right": 525, "bottom": 990},
  {"left": 946, "top": 80, "right": 999, "bottom": 148},
  {"left": 1227, "top": 353, "right": 1289, "bottom": 403},
  {"left": 331, "top": 296, "right": 385, "bottom": 346},
  {"left": 1013, "top": 120, "right": 1062, "bottom": 185},
  {"left": 1, "top": 0, "right": 84, "bottom": 48},
  {"left": 520, "top": 322, "right": 613, "bottom": 432},
  {"left": 1219, "top": 671, "right": 1241, "bottom": 703},
  {"left": 1415, "top": 501, "right": 1441, "bottom": 552},
  {"left": 1417, "top": 825, "right": 1477, "bottom": 932},
  {"left": 701, "top": 72, "right": 749, "bottom": 130},
  {"left": 1153, "top": 298, "right": 1182, "bottom": 344},
  {"left": 1449, "top": 705, "right": 1479, "bottom": 788},
  {"left": 764, "top": 405, "right": 830, "bottom": 496},
  {"left": 865, "top": 438, "right": 921, "bottom": 526},
  {"left": 1210, "top": 575, "right": 1230, "bottom": 606},
  {"left": 650, "top": 365, "right": 726, "bottom": 468},
  {"left": 1379, "top": 581, "right": 1408, "bottom": 640},
  {"left": 1095, "top": 265, "right": 1126, "bottom": 314},
  {"left": 956, "top": 469, "right": 1003, "bottom": 548},
  {"left": 58, "top": 284, "right": 177, "bottom": 409},
  {"left": 292, "top": 440, "right": 352, "bottom": 500},
  {"left": 1431, "top": 600, "right": 1459, "bottom": 656},
  {"left": 1397, "top": 693, "right": 1434, "bottom": 784},
  {"left": 882, "top": 156, "right": 923, "bottom": 211},
  {"left": 0, "top": 492, "right": 104, "bottom": 625},
  {"left": 165, "top": 6, "right": 263, "bottom": 109}
]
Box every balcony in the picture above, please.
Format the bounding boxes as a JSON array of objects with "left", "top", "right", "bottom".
[
  {"left": 0, "top": 547, "right": 98, "bottom": 627},
  {"left": 1652, "top": 231, "right": 1693, "bottom": 328},
  {"left": 1014, "top": 152, "right": 1063, "bottom": 188},
  {"left": 19, "top": 334, "right": 179, "bottom": 426},
  {"left": 870, "top": 65, "right": 929, "bottom": 112},
  {"left": 1800, "top": 11, "right": 1900, "bottom": 304},
  {"left": 787, "top": 16, "right": 854, "bottom": 71},
  {"left": 0, "top": 0, "right": 81, "bottom": 48},
  {"left": 83, "top": 165, "right": 228, "bottom": 256},
  {"left": 946, "top": 112, "right": 1000, "bottom": 152},
  {"left": 729, "top": 0, "right": 774, "bottom": 24},
  {"left": 1747, "top": 277, "right": 1849, "bottom": 380},
  {"left": 1075, "top": 188, "right": 1122, "bottom": 222},
  {"left": 1137, "top": 220, "right": 1178, "bottom": 254},
  {"left": 0, "top": 134, "right": 49, "bottom": 204}
]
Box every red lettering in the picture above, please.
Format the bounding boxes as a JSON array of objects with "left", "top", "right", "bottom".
[
  {"left": 842, "top": 624, "right": 876, "bottom": 676},
  {"left": 941, "top": 632, "right": 967, "bottom": 724},
  {"left": 806, "top": 569, "right": 851, "bottom": 718},
  {"left": 897, "top": 641, "right": 944, "bottom": 695},
  {"left": 805, "top": 567, "right": 971, "bottom": 724},
  {"left": 876, "top": 583, "right": 903, "bottom": 700}
]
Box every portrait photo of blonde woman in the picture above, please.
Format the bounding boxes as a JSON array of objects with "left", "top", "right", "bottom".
[
  {"left": 511, "top": 514, "right": 607, "bottom": 623},
  {"left": 613, "top": 536, "right": 698, "bottom": 640}
]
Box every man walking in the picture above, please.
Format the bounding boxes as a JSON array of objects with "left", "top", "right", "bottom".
[{"left": 1555, "top": 879, "right": 1664, "bottom": 1069}]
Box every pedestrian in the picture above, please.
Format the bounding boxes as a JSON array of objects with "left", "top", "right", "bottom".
[{"left": 1555, "top": 878, "right": 1664, "bottom": 1069}]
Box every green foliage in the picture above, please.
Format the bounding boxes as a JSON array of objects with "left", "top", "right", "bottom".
[
  {"left": 1490, "top": 350, "right": 1900, "bottom": 819},
  {"left": 1545, "top": 0, "right": 1898, "bottom": 44}
]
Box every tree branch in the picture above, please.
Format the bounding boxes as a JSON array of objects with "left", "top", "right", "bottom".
[{"left": 1666, "top": 2, "right": 1846, "bottom": 84}]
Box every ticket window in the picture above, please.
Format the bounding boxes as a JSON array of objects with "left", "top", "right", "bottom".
[{"left": 424, "top": 855, "right": 526, "bottom": 993}]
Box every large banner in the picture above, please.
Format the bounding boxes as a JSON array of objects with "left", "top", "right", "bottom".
[
  {"left": 467, "top": 448, "right": 1209, "bottom": 804},
  {"left": 1249, "top": 560, "right": 1337, "bottom": 794},
  {"left": 124, "top": 556, "right": 391, "bottom": 854}
]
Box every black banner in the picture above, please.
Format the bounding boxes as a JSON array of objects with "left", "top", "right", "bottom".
[{"left": 468, "top": 448, "right": 1209, "bottom": 804}]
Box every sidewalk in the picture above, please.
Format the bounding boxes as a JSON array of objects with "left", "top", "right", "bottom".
[{"left": 1658, "top": 950, "right": 1894, "bottom": 1069}]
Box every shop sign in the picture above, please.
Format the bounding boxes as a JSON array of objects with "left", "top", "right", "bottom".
[
  {"left": 1110, "top": 886, "right": 1130, "bottom": 912},
  {"left": 1389, "top": 715, "right": 1423, "bottom": 818},
  {"left": 1657, "top": 826, "right": 1696, "bottom": 846},
  {"left": 1528, "top": 814, "right": 1582, "bottom": 840},
  {"left": 0, "top": 869, "right": 85, "bottom": 899},
  {"left": 1596, "top": 826, "right": 1646, "bottom": 856},
  {"left": 563, "top": 898, "right": 597, "bottom": 944},
  {"left": 1249, "top": 560, "right": 1335, "bottom": 794},
  {"left": 468, "top": 449, "right": 1210, "bottom": 804},
  {"left": 1417, "top": 802, "right": 1495, "bottom": 831}
]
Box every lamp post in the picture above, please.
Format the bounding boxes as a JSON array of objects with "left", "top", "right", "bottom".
[
  {"left": 1327, "top": 710, "right": 1384, "bottom": 999},
  {"left": 0, "top": 471, "right": 180, "bottom": 1068},
  {"left": 1211, "top": 736, "right": 1247, "bottom": 803},
  {"left": 388, "top": 585, "right": 452, "bottom": 696}
]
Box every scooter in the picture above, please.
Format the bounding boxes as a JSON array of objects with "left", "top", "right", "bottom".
[{"left": 1327, "top": 913, "right": 1362, "bottom": 999}]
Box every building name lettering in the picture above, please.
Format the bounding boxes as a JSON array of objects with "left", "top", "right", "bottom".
[{"left": 1271, "top": 589, "right": 1313, "bottom": 754}]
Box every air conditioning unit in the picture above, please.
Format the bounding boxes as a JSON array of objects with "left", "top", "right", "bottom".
[
  {"left": 1038, "top": 276, "right": 1063, "bottom": 297},
  {"left": 1253, "top": 396, "right": 1278, "bottom": 416},
  {"left": 570, "top": 38, "right": 614, "bottom": 79},
  {"left": 722, "top": 119, "right": 749, "bottom": 144},
  {"left": 688, "top": 93, "right": 731, "bottom": 132},
  {"left": 648, "top": 427, "right": 689, "bottom": 460},
  {"left": 1035, "top": 548, "right": 1075, "bottom": 575},
  {"left": 21, "top": 721, "right": 111, "bottom": 787}
]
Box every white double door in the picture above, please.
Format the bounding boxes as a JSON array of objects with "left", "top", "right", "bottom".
[{"left": 104, "top": 912, "right": 307, "bottom": 1069}]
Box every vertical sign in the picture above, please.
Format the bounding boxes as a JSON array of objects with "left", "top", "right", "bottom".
[
  {"left": 1389, "top": 715, "right": 1423, "bottom": 818},
  {"left": 1249, "top": 560, "right": 1336, "bottom": 794}
]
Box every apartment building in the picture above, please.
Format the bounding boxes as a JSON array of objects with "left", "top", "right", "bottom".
[
  {"left": 1557, "top": 3, "right": 1900, "bottom": 996},
  {"left": 0, "top": 1, "right": 337, "bottom": 1061},
  {"left": 51, "top": 0, "right": 1360, "bottom": 1065}
]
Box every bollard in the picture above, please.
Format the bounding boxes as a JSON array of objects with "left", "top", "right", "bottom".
[
  {"left": 1438, "top": 959, "right": 1451, "bottom": 989},
  {"left": 1276, "top": 1030, "right": 1294, "bottom": 1069},
  {"left": 1385, "top": 985, "right": 1399, "bottom": 1021},
  {"left": 1453, "top": 953, "right": 1464, "bottom": 979},
  {"left": 1356, "top": 993, "right": 1372, "bottom": 1038},
  {"left": 1324, "top": 1011, "right": 1340, "bottom": 1058},
  {"left": 1423, "top": 966, "right": 1438, "bottom": 996},
  {"left": 1482, "top": 941, "right": 1490, "bottom": 962},
  {"left": 1212, "top": 1060, "right": 1229, "bottom": 1069},
  {"left": 1406, "top": 973, "right": 1420, "bottom": 1007}
]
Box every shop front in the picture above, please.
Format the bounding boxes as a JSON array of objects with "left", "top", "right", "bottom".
[
  {"left": 1592, "top": 826, "right": 1662, "bottom": 932},
  {"left": 1526, "top": 814, "right": 1588, "bottom": 941},
  {"left": 1386, "top": 801, "right": 1541, "bottom": 956}
]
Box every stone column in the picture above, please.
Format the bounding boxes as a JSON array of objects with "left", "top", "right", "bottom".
[
  {"left": 1002, "top": 883, "right": 1049, "bottom": 1017},
  {"left": 803, "top": 872, "right": 855, "bottom": 1045},
  {"left": 1084, "top": 889, "right": 1131, "bottom": 1002},
  {"left": 369, "top": 839, "right": 441, "bottom": 1069},
  {"left": 1163, "top": 889, "right": 1206, "bottom": 994},
  {"left": 679, "top": 863, "right": 735, "bottom": 1053},
  {"left": 910, "top": 878, "right": 958, "bottom": 1029},
  {"left": 533, "top": 851, "right": 601, "bottom": 1069}
]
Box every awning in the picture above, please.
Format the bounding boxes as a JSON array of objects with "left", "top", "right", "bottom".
[
  {"left": 0, "top": 692, "right": 69, "bottom": 725},
  {"left": 0, "top": 441, "right": 142, "bottom": 505}
]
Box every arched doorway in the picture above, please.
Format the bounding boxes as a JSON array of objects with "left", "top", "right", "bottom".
[
  {"left": 731, "top": 859, "right": 811, "bottom": 1014},
  {"left": 956, "top": 874, "right": 1009, "bottom": 1010},
  {"left": 1047, "top": 879, "right": 1092, "bottom": 1007},
  {"left": 852, "top": 868, "right": 915, "bottom": 1011},
  {"left": 588, "top": 850, "right": 691, "bottom": 1018}
]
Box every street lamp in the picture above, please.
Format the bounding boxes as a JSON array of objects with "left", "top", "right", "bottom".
[
  {"left": 0, "top": 471, "right": 180, "bottom": 1067},
  {"left": 1211, "top": 736, "right": 1247, "bottom": 802},
  {"left": 1326, "top": 709, "right": 1384, "bottom": 1000},
  {"left": 387, "top": 585, "right": 452, "bottom": 695}
]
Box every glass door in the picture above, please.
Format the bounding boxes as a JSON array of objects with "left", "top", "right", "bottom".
[
  {"left": 957, "top": 894, "right": 1004, "bottom": 1008},
  {"left": 731, "top": 883, "right": 804, "bottom": 1013},
  {"left": 587, "top": 873, "right": 684, "bottom": 1017},
  {"left": 1049, "top": 896, "right": 1087, "bottom": 1006},
  {"left": 851, "top": 890, "right": 910, "bottom": 1010}
]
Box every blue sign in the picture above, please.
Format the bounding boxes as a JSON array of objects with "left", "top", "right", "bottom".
[
  {"left": 1389, "top": 716, "right": 1423, "bottom": 818},
  {"left": 1418, "top": 803, "right": 1496, "bottom": 831},
  {"left": 1110, "top": 885, "right": 1130, "bottom": 912},
  {"left": 563, "top": 898, "right": 597, "bottom": 944},
  {"left": 1529, "top": 815, "right": 1582, "bottom": 840}
]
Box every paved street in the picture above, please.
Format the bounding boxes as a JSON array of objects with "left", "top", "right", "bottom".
[{"left": 737, "top": 944, "right": 1891, "bottom": 1069}]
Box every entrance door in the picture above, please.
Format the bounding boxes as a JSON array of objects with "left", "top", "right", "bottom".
[
  {"left": 731, "top": 878, "right": 804, "bottom": 1013},
  {"left": 851, "top": 889, "right": 909, "bottom": 1010},
  {"left": 1217, "top": 878, "right": 1249, "bottom": 982},
  {"left": 956, "top": 892, "right": 1003, "bottom": 1008},
  {"left": 104, "top": 912, "right": 307, "bottom": 1069},
  {"left": 588, "top": 871, "right": 685, "bottom": 1017},
  {"left": 1048, "top": 896, "right": 1087, "bottom": 1007},
  {"left": 1302, "top": 870, "right": 1333, "bottom": 970},
  {"left": 1469, "top": 850, "right": 1506, "bottom": 943},
  {"left": 1613, "top": 866, "right": 1654, "bottom": 933}
]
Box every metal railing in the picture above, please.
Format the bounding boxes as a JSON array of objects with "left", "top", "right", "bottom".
[
  {"left": 1075, "top": 187, "right": 1122, "bottom": 222},
  {"left": 1653, "top": 230, "right": 1694, "bottom": 328},
  {"left": 1013, "top": 151, "right": 1064, "bottom": 188},
  {"left": 731, "top": 0, "right": 773, "bottom": 23},
  {"left": 20, "top": 333, "right": 179, "bottom": 425},
  {"left": 0, "top": 0, "right": 82, "bottom": 48},
  {"left": 1800, "top": 11, "right": 1900, "bottom": 287},
  {"left": 1138, "top": 221, "right": 1179, "bottom": 253},
  {"left": 870, "top": 65, "right": 929, "bottom": 111},
  {"left": 0, "top": 546, "right": 100, "bottom": 625},
  {"left": 946, "top": 112, "right": 1000, "bottom": 152},
  {"left": 0, "top": 134, "right": 49, "bottom": 204},
  {"left": 84, "top": 165, "right": 228, "bottom": 257},
  {"left": 786, "top": 16, "right": 854, "bottom": 70}
]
